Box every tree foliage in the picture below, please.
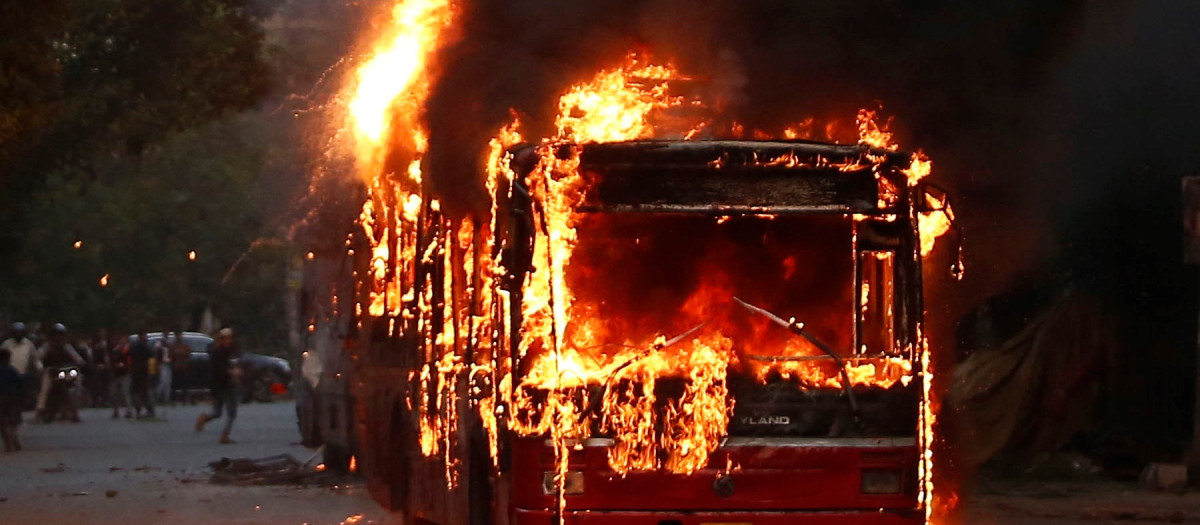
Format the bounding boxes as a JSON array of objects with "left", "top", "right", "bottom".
[
  {"left": 14, "top": 114, "right": 293, "bottom": 347},
  {"left": 0, "top": 0, "right": 272, "bottom": 251},
  {"left": 0, "top": 0, "right": 292, "bottom": 349},
  {"left": 1, "top": 0, "right": 371, "bottom": 352}
]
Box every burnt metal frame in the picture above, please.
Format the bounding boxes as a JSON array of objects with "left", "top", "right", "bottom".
[{"left": 520, "top": 140, "right": 925, "bottom": 362}]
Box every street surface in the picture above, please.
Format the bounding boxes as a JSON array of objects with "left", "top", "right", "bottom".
[
  {"left": 0, "top": 402, "right": 394, "bottom": 525},
  {"left": 964, "top": 478, "right": 1200, "bottom": 524},
  {"left": 1, "top": 401, "right": 1197, "bottom": 524}
]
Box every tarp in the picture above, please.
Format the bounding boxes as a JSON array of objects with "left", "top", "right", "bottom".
[{"left": 948, "top": 290, "right": 1114, "bottom": 466}]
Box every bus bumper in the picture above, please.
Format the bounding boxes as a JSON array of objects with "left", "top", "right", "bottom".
[{"left": 513, "top": 508, "right": 925, "bottom": 524}]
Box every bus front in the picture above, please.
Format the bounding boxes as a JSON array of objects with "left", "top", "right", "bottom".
[{"left": 502, "top": 140, "right": 932, "bottom": 525}]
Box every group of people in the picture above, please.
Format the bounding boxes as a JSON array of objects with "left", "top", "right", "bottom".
[{"left": 0, "top": 322, "right": 245, "bottom": 452}]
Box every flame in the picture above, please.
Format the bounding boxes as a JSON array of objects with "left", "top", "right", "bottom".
[
  {"left": 857, "top": 109, "right": 897, "bottom": 150},
  {"left": 347, "top": 0, "right": 452, "bottom": 319},
  {"left": 919, "top": 185, "right": 953, "bottom": 257},
  {"left": 338, "top": 32, "right": 953, "bottom": 512},
  {"left": 496, "top": 59, "right": 948, "bottom": 485},
  {"left": 188, "top": 250, "right": 197, "bottom": 261},
  {"left": 919, "top": 332, "right": 936, "bottom": 522},
  {"left": 348, "top": 0, "right": 453, "bottom": 321},
  {"left": 99, "top": 273, "right": 109, "bottom": 287},
  {"left": 554, "top": 58, "right": 684, "bottom": 144},
  {"left": 347, "top": 0, "right": 454, "bottom": 159},
  {"left": 758, "top": 356, "right": 913, "bottom": 388},
  {"left": 904, "top": 152, "right": 933, "bottom": 187},
  {"left": 783, "top": 118, "right": 815, "bottom": 140},
  {"left": 920, "top": 211, "right": 952, "bottom": 257},
  {"left": 73, "top": 240, "right": 82, "bottom": 249}
]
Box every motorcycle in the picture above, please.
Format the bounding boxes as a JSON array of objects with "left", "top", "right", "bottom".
[{"left": 42, "top": 366, "right": 82, "bottom": 423}]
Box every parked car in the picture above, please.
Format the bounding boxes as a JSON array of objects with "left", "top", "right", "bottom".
[{"left": 134, "top": 332, "right": 292, "bottom": 403}]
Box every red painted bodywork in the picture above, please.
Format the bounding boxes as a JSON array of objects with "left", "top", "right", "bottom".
[
  {"left": 513, "top": 509, "right": 923, "bottom": 525},
  {"left": 509, "top": 437, "right": 923, "bottom": 524}
]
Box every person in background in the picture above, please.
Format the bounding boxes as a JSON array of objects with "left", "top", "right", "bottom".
[
  {"left": 128, "top": 331, "right": 156, "bottom": 419},
  {"left": 1, "top": 323, "right": 38, "bottom": 411},
  {"left": 1, "top": 323, "right": 37, "bottom": 378},
  {"left": 108, "top": 334, "right": 132, "bottom": 419},
  {"left": 195, "top": 327, "right": 241, "bottom": 443},
  {"left": 153, "top": 333, "right": 173, "bottom": 405},
  {"left": 167, "top": 330, "right": 191, "bottom": 403},
  {"left": 89, "top": 330, "right": 112, "bottom": 408},
  {"left": 37, "top": 323, "right": 84, "bottom": 422},
  {"left": 0, "top": 348, "right": 25, "bottom": 452}
]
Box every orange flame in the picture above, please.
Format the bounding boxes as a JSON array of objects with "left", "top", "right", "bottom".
[
  {"left": 339, "top": 29, "right": 954, "bottom": 512},
  {"left": 348, "top": 0, "right": 454, "bottom": 160},
  {"left": 347, "top": 0, "right": 455, "bottom": 320},
  {"left": 498, "top": 59, "right": 951, "bottom": 486},
  {"left": 917, "top": 181, "right": 954, "bottom": 258},
  {"left": 857, "top": 109, "right": 897, "bottom": 150},
  {"left": 554, "top": 59, "right": 684, "bottom": 144}
]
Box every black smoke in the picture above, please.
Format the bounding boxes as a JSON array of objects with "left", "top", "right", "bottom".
[
  {"left": 417, "top": 0, "right": 1200, "bottom": 453},
  {"left": 423, "top": 0, "right": 1088, "bottom": 212}
]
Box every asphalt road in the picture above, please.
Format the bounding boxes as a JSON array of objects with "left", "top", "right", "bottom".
[
  {"left": 2, "top": 401, "right": 1194, "bottom": 524},
  {"left": 0, "top": 402, "right": 395, "bottom": 525}
]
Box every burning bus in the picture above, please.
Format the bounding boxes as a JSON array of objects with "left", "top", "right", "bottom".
[
  {"left": 492, "top": 139, "right": 941, "bottom": 525},
  {"left": 308, "top": 14, "right": 956, "bottom": 521},
  {"left": 329, "top": 132, "right": 953, "bottom": 524}
]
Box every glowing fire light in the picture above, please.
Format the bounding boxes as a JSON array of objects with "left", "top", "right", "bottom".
[
  {"left": 554, "top": 58, "right": 684, "bottom": 144},
  {"left": 904, "top": 152, "right": 933, "bottom": 187},
  {"left": 99, "top": 273, "right": 109, "bottom": 287},
  {"left": 347, "top": 0, "right": 454, "bottom": 177},
  {"left": 857, "top": 109, "right": 897, "bottom": 150},
  {"left": 502, "top": 60, "right": 946, "bottom": 486},
  {"left": 188, "top": 250, "right": 197, "bottom": 261},
  {"left": 347, "top": 0, "right": 456, "bottom": 322},
  {"left": 340, "top": 20, "right": 954, "bottom": 513},
  {"left": 73, "top": 240, "right": 82, "bottom": 249},
  {"left": 920, "top": 213, "right": 952, "bottom": 257}
]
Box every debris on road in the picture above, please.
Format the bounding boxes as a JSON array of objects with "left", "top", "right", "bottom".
[
  {"left": 208, "top": 454, "right": 328, "bottom": 486},
  {"left": 105, "top": 490, "right": 118, "bottom": 498}
]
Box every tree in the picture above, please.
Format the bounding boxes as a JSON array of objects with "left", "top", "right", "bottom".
[
  {"left": 0, "top": 0, "right": 272, "bottom": 283},
  {"left": 13, "top": 112, "right": 295, "bottom": 348}
]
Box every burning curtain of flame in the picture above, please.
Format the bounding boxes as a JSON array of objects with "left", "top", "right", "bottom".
[
  {"left": 348, "top": 0, "right": 454, "bottom": 156},
  {"left": 348, "top": 0, "right": 455, "bottom": 319}
]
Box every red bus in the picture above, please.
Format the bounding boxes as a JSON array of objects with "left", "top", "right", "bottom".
[{"left": 336, "top": 139, "right": 945, "bottom": 525}]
